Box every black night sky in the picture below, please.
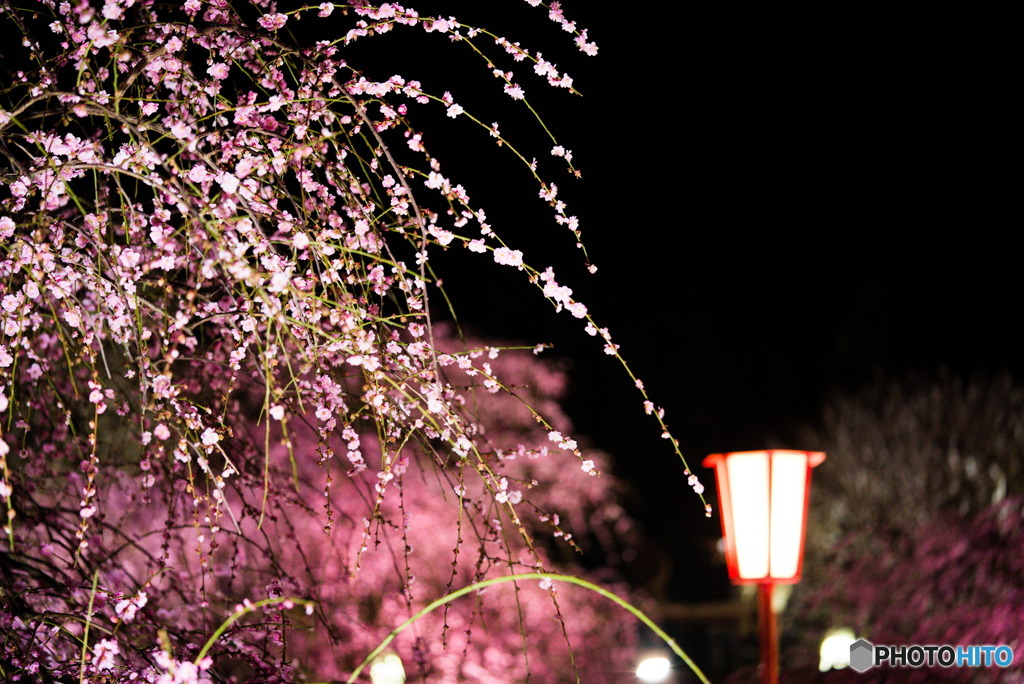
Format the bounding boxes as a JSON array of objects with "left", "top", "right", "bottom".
[{"left": 392, "top": 6, "right": 1020, "bottom": 615}]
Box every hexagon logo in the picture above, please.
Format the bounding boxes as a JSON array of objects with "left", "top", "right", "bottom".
[{"left": 849, "top": 638, "right": 875, "bottom": 673}]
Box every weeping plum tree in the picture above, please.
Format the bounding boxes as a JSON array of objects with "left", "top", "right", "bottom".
[{"left": 0, "top": 1, "right": 709, "bottom": 681}]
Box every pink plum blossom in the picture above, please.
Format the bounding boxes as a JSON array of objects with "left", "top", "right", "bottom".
[
  {"left": 257, "top": 13, "right": 288, "bottom": 31},
  {"left": 207, "top": 62, "right": 230, "bottom": 80}
]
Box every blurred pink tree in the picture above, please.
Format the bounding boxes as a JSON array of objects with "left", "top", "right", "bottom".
[
  {"left": 783, "top": 372, "right": 1024, "bottom": 681},
  {"left": 5, "top": 325, "right": 639, "bottom": 681}
]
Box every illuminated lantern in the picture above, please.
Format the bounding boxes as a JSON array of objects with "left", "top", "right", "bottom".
[{"left": 704, "top": 449, "right": 825, "bottom": 683}]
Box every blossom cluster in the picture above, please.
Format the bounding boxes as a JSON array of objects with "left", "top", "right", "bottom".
[{"left": 0, "top": 1, "right": 671, "bottom": 681}]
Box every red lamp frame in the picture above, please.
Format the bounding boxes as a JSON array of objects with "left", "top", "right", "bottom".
[{"left": 704, "top": 449, "right": 825, "bottom": 584}]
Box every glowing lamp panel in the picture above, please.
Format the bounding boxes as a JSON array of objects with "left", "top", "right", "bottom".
[
  {"left": 725, "top": 452, "right": 770, "bottom": 579},
  {"left": 769, "top": 451, "right": 809, "bottom": 579}
]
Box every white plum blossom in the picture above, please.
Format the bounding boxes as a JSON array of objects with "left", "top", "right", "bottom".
[
  {"left": 216, "top": 172, "right": 239, "bottom": 194},
  {"left": 200, "top": 428, "right": 220, "bottom": 446},
  {"left": 504, "top": 83, "right": 525, "bottom": 100},
  {"left": 493, "top": 247, "right": 523, "bottom": 268},
  {"left": 114, "top": 592, "right": 148, "bottom": 623},
  {"left": 91, "top": 638, "right": 119, "bottom": 671}
]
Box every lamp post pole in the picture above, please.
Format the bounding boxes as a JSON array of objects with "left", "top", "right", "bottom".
[{"left": 758, "top": 583, "right": 778, "bottom": 684}]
